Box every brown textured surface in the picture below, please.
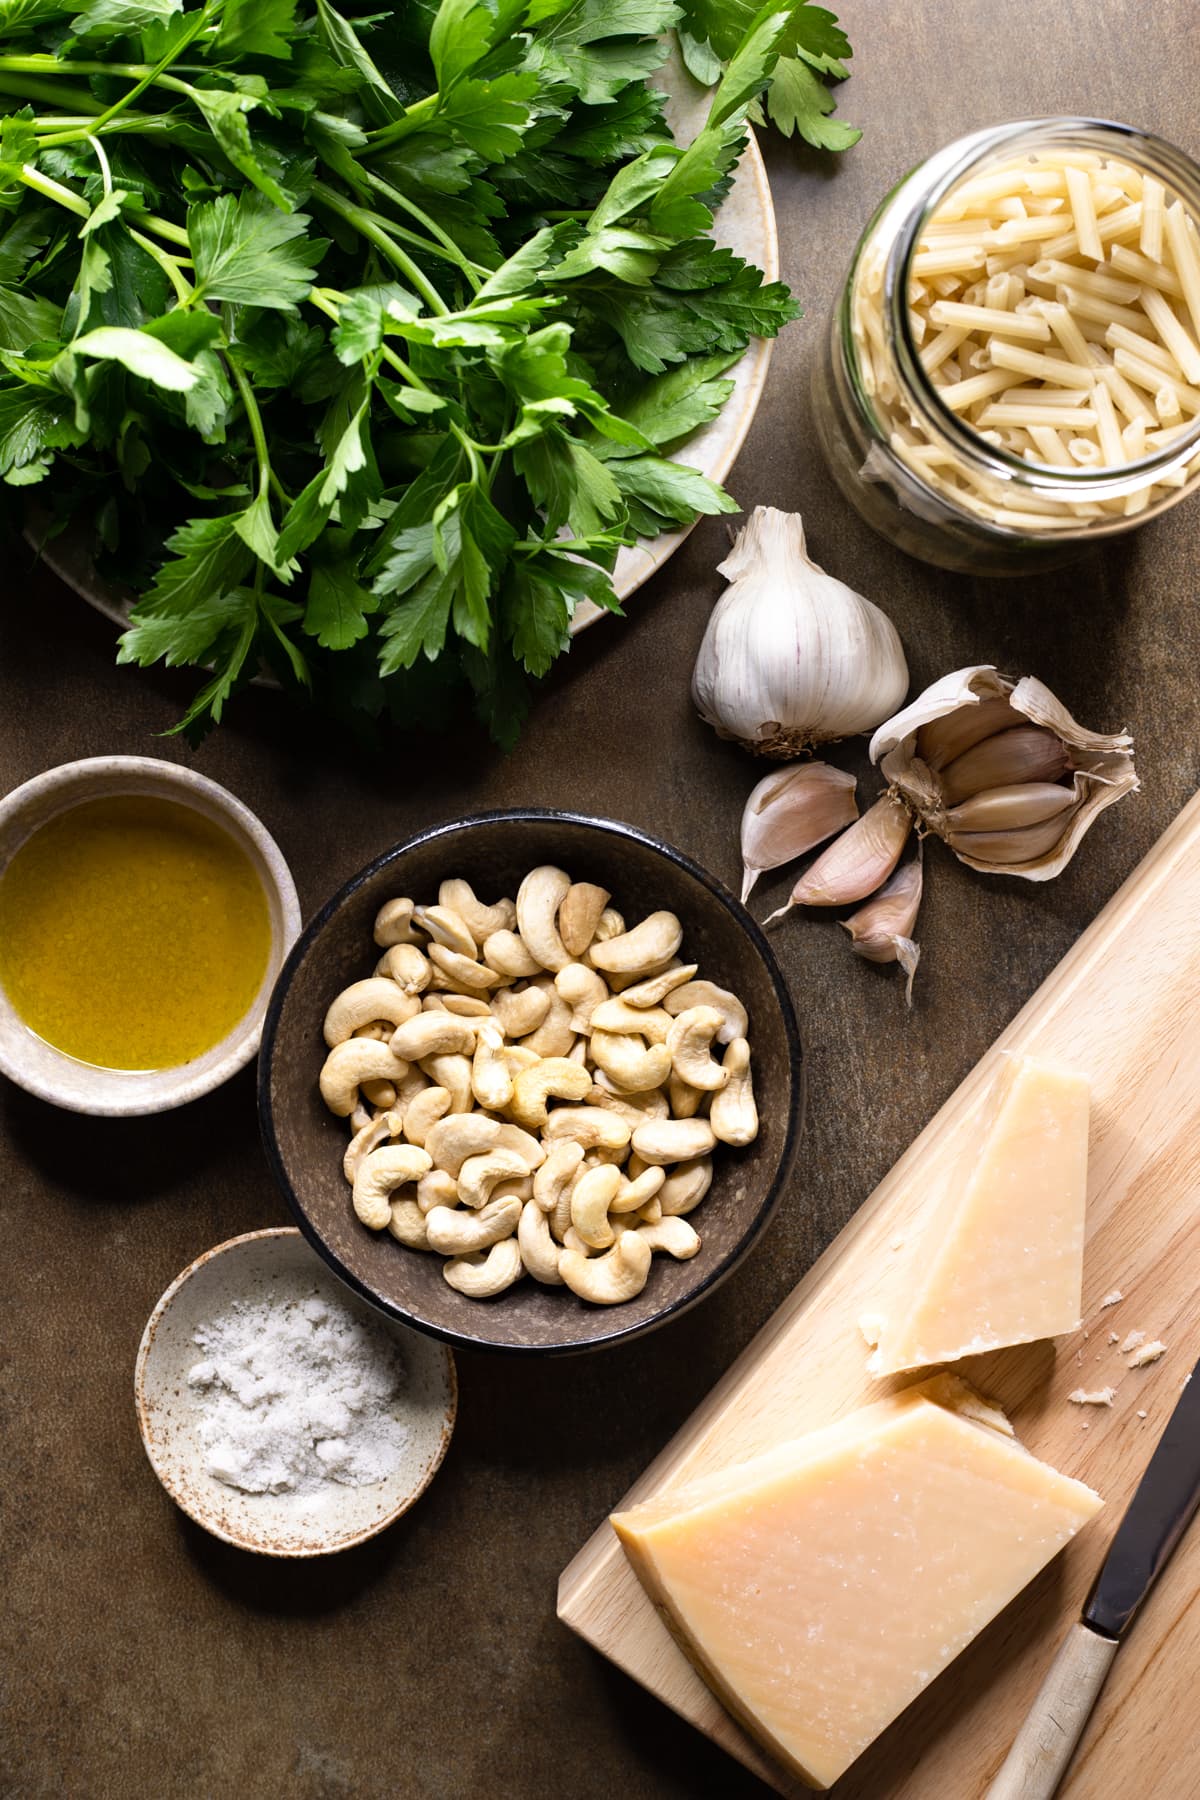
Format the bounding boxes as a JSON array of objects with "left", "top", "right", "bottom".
[{"left": 3, "top": 4, "right": 1199, "bottom": 1796}]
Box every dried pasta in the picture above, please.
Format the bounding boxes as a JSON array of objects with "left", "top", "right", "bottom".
[{"left": 850, "top": 146, "right": 1200, "bottom": 532}]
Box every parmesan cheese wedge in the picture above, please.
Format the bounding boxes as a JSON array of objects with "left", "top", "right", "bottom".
[
  {"left": 611, "top": 1376, "right": 1101, "bottom": 1791},
  {"left": 867, "top": 1055, "right": 1091, "bottom": 1375}
]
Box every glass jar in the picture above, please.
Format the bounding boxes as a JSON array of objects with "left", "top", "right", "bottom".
[{"left": 813, "top": 118, "right": 1200, "bottom": 574}]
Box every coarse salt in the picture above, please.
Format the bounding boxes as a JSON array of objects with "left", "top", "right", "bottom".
[{"left": 186, "top": 1278, "right": 410, "bottom": 1496}]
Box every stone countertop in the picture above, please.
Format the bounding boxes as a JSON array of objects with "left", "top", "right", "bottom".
[{"left": 4, "top": 3, "right": 1198, "bottom": 1795}]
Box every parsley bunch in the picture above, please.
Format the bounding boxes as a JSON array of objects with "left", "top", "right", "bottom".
[{"left": 0, "top": 0, "right": 803, "bottom": 743}]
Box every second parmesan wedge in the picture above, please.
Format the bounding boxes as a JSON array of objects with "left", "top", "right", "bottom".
[{"left": 868, "top": 1055, "right": 1091, "bottom": 1376}]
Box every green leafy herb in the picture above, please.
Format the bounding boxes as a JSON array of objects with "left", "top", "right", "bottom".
[{"left": 0, "top": 0, "right": 807, "bottom": 743}]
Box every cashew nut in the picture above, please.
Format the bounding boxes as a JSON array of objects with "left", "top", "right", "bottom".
[
  {"left": 589, "top": 1031, "right": 673, "bottom": 1095},
  {"left": 635, "top": 1216, "right": 701, "bottom": 1259},
  {"left": 664, "top": 980, "right": 748, "bottom": 1045},
  {"left": 533, "top": 1140, "right": 584, "bottom": 1214},
  {"left": 659, "top": 1158, "right": 713, "bottom": 1216},
  {"left": 425, "top": 1117, "right": 505, "bottom": 1182},
  {"left": 438, "top": 879, "right": 514, "bottom": 943},
  {"left": 320, "top": 1040, "right": 410, "bottom": 1118},
  {"left": 425, "top": 1195, "right": 521, "bottom": 1255},
  {"left": 387, "top": 1199, "right": 430, "bottom": 1249},
  {"left": 423, "top": 991, "right": 492, "bottom": 1018},
  {"left": 558, "top": 881, "right": 611, "bottom": 958},
  {"left": 417, "top": 1169, "right": 459, "bottom": 1214},
  {"left": 582, "top": 1143, "right": 630, "bottom": 1168},
  {"left": 588, "top": 911, "right": 683, "bottom": 976},
  {"left": 374, "top": 897, "right": 417, "bottom": 947},
  {"left": 610, "top": 1166, "right": 665, "bottom": 1213},
  {"left": 515, "top": 865, "right": 572, "bottom": 972},
  {"left": 666, "top": 1005, "right": 730, "bottom": 1093},
  {"left": 630, "top": 1117, "right": 717, "bottom": 1165},
  {"left": 343, "top": 1109, "right": 402, "bottom": 1182},
  {"left": 502, "top": 1044, "right": 541, "bottom": 1078},
  {"left": 709, "top": 1037, "right": 758, "bottom": 1146},
  {"left": 352, "top": 1144, "right": 433, "bottom": 1229},
  {"left": 543, "top": 1107, "right": 631, "bottom": 1152},
  {"left": 585, "top": 1087, "right": 668, "bottom": 1132},
  {"left": 413, "top": 903, "right": 477, "bottom": 958},
  {"left": 561, "top": 1225, "right": 594, "bottom": 1257},
  {"left": 490, "top": 982, "right": 551, "bottom": 1040},
  {"left": 490, "top": 1175, "right": 533, "bottom": 1203},
  {"left": 375, "top": 943, "right": 432, "bottom": 994},
  {"left": 520, "top": 982, "right": 576, "bottom": 1057},
  {"left": 443, "top": 1238, "right": 524, "bottom": 1298},
  {"left": 621, "top": 962, "right": 699, "bottom": 1008},
  {"left": 457, "top": 1147, "right": 535, "bottom": 1209},
  {"left": 509, "top": 1056, "right": 593, "bottom": 1130},
  {"left": 591, "top": 907, "right": 625, "bottom": 943},
  {"left": 323, "top": 978, "right": 421, "bottom": 1048},
  {"left": 418, "top": 1052, "right": 474, "bottom": 1114},
  {"left": 390, "top": 1011, "right": 476, "bottom": 1062},
  {"left": 567, "top": 1036, "right": 589, "bottom": 1066},
  {"left": 559, "top": 1232, "right": 652, "bottom": 1305},
  {"left": 588, "top": 998, "right": 673, "bottom": 1044},
  {"left": 668, "top": 1073, "right": 705, "bottom": 1119},
  {"left": 570, "top": 1162, "right": 622, "bottom": 1249},
  {"left": 636, "top": 1196, "right": 663, "bottom": 1224},
  {"left": 469, "top": 1021, "right": 512, "bottom": 1112},
  {"left": 555, "top": 962, "right": 609, "bottom": 1033},
  {"left": 402, "top": 1085, "right": 452, "bottom": 1148},
  {"left": 518, "top": 1199, "right": 564, "bottom": 1285},
  {"left": 482, "top": 929, "right": 542, "bottom": 981},
  {"left": 427, "top": 942, "right": 502, "bottom": 992}
]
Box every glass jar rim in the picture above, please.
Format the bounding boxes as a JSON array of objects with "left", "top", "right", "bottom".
[{"left": 885, "top": 117, "right": 1200, "bottom": 501}]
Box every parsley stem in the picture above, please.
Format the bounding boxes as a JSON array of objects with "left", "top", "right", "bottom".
[
  {"left": 230, "top": 358, "right": 272, "bottom": 494},
  {"left": 17, "top": 165, "right": 89, "bottom": 220},
  {"left": 306, "top": 286, "right": 434, "bottom": 393},
  {"left": 362, "top": 92, "right": 438, "bottom": 154},
  {"left": 310, "top": 181, "right": 449, "bottom": 317},
  {"left": 360, "top": 172, "right": 484, "bottom": 292},
  {"left": 86, "top": 2, "right": 217, "bottom": 135},
  {"left": 128, "top": 228, "right": 193, "bottom": 305},
  {"left": 0, "top": 73, "right": 102, "bottom": 111}
]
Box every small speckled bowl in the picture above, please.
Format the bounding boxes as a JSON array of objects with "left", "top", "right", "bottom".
[
  {"left": 260, "top": 811, "right": 804, "bottom": 1356},
  {"left": 135, "top": 1228, "right": 457, "bottom": 1557},
  {"left": 0, "top": 755, "right": 301, "bottom": 1115}
]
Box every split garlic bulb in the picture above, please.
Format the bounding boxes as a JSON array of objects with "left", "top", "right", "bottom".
[
  {"left": 692, "top": 508, "right": 909, "bottom": 758},
  {"left": 870, "top": 666, "right": 1138, "bottom": 880}
]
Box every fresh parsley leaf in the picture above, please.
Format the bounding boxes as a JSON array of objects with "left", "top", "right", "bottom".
[
  {"left": 69, "top": 325, "right": 200, "bottom": 391},
  {"left": 766, "top": 54, "right": 861, "bottom": 149},
  {"left": 189, "top": 190, "right": 325, "bottom": 310},
  {"left": 215, "top": 0, "right": 298, "bottom": 61}
]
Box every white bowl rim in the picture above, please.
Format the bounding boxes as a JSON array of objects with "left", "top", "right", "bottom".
[
  {"left": 0, "top": 754, "right": 302, "bottom": 1115},
  {"left": 133, "top": 1225, "right": 459, "bottom": 1557}
]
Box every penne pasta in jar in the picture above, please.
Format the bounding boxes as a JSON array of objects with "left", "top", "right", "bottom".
[{"left": 813, "top": 118, "right": 1200, "bottom": 572}]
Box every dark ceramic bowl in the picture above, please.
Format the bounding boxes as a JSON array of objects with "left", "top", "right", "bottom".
[{"left": 259, "top": 811, "right": 804, "bottom": 1355}]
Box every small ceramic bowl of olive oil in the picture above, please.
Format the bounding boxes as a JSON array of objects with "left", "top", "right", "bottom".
[{"left": 0, "top": 756, "right": 301, "bottom": 1115}]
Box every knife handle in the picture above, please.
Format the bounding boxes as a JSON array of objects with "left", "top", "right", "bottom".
[{"left": 985, "top": 1622, "right": 1119, "bottom": 1800}]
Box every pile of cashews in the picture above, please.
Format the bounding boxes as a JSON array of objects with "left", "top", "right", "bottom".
[{"left": 317, "top": 867, "right": 759, "bottom": 1305}]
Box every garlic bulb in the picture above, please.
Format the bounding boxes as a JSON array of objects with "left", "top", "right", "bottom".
[
  {"left": 842, "top": 851, "right": 923, "bottom": 1005},
  {"left": 692, "top": 507, "right": 909, "bottom": 758},
  {"left": 869, "top": 666, "right": 1138, "bottom": 880},
  {"left": 740, "top": 763, "right": 858, "bottom": 903}
]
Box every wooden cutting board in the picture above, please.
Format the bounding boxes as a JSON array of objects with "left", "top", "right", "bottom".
[{"left": 558, "top": 789, "right": 1200, "bottom": 1799}]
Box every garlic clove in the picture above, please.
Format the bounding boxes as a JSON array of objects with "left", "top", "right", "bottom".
[
  {"left": 740, "top": 762, "right": 859, "bottom": 903},
  {"left": 915, "top": 696, "right": 1025, "bottom": 770},
  {"left": 943, "top": 781, "right": 1076, "bottom": 833},
  {"left": 872, "top": 666, "right": 1137, "bottom": 882},
  {"left": 842, "top": 852, "right": 923, "bottom": 1004},
  {"left": 766, "top": 794, "right": 913, "bottom": 920},
  {"left": 692, "top": 507, "right": 909, "bottom": 758},
  {"left": 944, "top": 806, "right": 1083, "bottom": 866},
  {"left": 939, "top": 727, "right": 1070, "bottom": 806}
]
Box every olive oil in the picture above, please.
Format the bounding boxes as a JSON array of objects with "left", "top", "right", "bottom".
[{"left": 0, "top": 794, "right": 271, "bottom": 1070}]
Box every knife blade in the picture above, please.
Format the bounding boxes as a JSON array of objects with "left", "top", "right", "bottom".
[{"left": 986, "top": 1353, "right": 1200, "bottom": 1800}]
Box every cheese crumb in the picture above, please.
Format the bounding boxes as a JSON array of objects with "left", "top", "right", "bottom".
[
  {"left": 1068, "top": 1387, "right": 1116, "bottom": 1407},
  {"left": 858, "top": 1313, "right": 885, "bottom": 1349},
  {"left": 1128, "top": 1340, "right": 1167, "bottom": 1369},
  {"left": 1108, "top": 1332, "right": 1119, "bottom": 1344},
  {"left": 1099, "top": 1290, "right": 1124, "bottom": 1309},
  {"left": 1137, "top": 1409, "right": 1148, "bottom": 1419},
  {"left": 1120, "top": 1330, "right": 1146, "bottom": 1353}
]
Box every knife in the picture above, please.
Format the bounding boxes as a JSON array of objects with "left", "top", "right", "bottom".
[{"left": 986, "top": 1355, "right": 1200, "bottom": 1800}]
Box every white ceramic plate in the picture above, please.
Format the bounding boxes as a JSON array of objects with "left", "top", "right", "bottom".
[
  {"left": 34, "top": 61, "right": 777, "bottom": 637},
  {"left": 135, "top": 1228, "right": 457, "bottom": 1557}
]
